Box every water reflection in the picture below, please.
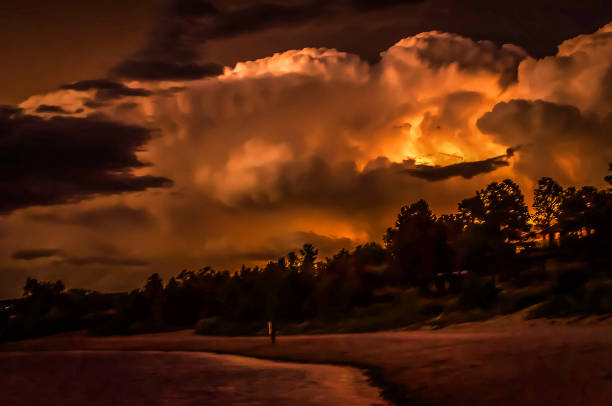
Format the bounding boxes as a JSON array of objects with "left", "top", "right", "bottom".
[{"left": 0, "top": 351, "right": 386, "bottom": 405}]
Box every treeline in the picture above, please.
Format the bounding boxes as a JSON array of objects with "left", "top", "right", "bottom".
[{"left": 2, "top": 165, "right": 611, "bottom": 341}]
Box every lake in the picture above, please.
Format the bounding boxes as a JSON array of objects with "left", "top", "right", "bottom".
[{"left": 0, "top": 351, "right": 386, "bottom": 405}]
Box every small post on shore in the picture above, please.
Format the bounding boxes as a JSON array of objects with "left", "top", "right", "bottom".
[{"left": 268, "top": 320, "right": 276, "bottom": 344}]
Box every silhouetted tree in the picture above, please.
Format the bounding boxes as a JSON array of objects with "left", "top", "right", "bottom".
[
  {"left": 559, "top": 186, "right": 600, "bottom": 234},
  {"left": 458, "top": 195, "right": 486, "bottom": 225},
  {"left": 300, "top": 243, "right": 318, "bottom": 274},
  {"left": 287, "top": 251, "right": 299, "bottom": 272},
  {"left": 144, "top": 273, "right": 163, "bottom": 297},
  {"left": 456, "top": 180, "right": 529, "bottom": 274},
  {"left": 23, "top": 278, "right": 65, "bottom": 297},
  {"left": 384, "top": 200, "right": 453, "bottom": 285},
  {"left": 460, "top": 179, "right": 530, "bottom": 242},
  {"left": 533, "top": 177, "right": 564, "bottom": 229}
]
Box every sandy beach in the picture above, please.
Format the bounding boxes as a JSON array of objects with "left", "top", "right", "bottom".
[{"left": 3, "top": 316, "right": 612, "bottom": 405}]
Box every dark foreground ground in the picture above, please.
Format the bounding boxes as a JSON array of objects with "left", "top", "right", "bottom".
[{"left": 2, "top": 316, "right": 612, "bottom": 405}]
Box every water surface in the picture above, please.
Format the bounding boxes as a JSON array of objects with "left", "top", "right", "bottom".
[{"left": 1, "top": 351, "right": 386, "bottom": 405}]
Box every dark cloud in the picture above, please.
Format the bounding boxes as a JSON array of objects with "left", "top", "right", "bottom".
[
  {"left": 10, "top": 245, "right": 150, "bottom": 268},
  {"left": 229, "top": 156, "right": 416, "bottom": 212},
  {"left": 348, "top": 0, "right": 419, "bottom": 11},
  {"left": 53, "top": 256, "right": 150, "bottom": 267},
  {"left": 75, "top": 205, "right": 156, "bottom": 229},
  {"left": 61, "top": 79, "right": 152, "bottom": 101},
  {"left": 0, "top": 105, "right": 22, "bottom": 116},
  {"left": 34, "top": 104, "right": 71, "bottom": 114},
  {"left": 403, "top": 149, "right": 517, "bottom": 181},
  {"left": 477, "top": 99, "right": 601, "bottom": 146},
  {"left": 156, "top": 86, "right": 188, "bottom": 97},
  {"left": 476, "top": 99, "right": 612, "bottom": 184},
  {"left": 116, "top": 102, "right": 140, "bottom": 111},
  {"left": 0, "top": 109, "right": 172, "bottom": 214},
  {"left": 95, "top": 88, "right": 151, "bottom": 102},
  {"left": 225, "top": 147, "right": 516, "bottom": 213},
  {"left": 61, "top": 79, "right": 128, "bottom": 91},
  {"left": 27, "top": 205, "right": 156, "bottom": 230},
  {"left": 110, "top": 0, "right": 612, "bottom": 82},
  {"left": 201, "top": 2, "right": 328, "bottom": 39},
  {"left": 110, "top": 60, "right": 224, "bottom": 81},
  {"left": 83, "top": 99, "right": 108, "bottom": 109},
  {"left": 419, "top": 1, "right": 612, "bottom": 60},
  {"left": 110, "top": 0, "right": 423, "bottom": 80},
  {"left": 170, "top": 0, "right": 220, "bottom": 17},
  {"left": 411, "top": 35, "right": 527, "bottom": 88},
  {"left": 161, "top": 0, "right": 420, "bottom": 54},
  {"left": 12, "top": 249, "right": 64, "bottom": 260},
  {"left": 24, "top": 213, "right": 64, "bottom": 223}
]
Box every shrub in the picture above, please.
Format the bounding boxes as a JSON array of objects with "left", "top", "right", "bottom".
[
  {"left": 419, "top": 302, "right": 444, "bottom": 317},
  {"left": 511, "top": 265, "right": 548, "bottom": 288},
  {"left": 497, "top": 285, "right": 549, "bottom": 314},
  {"left": 527, "top": 277, "right": 612, "bottom": 319},
  {"left": 194, "top": 317, "right": 219, "bottom": 334},
  {"left": 584, "top": 279, "right": 612, "bottom": 314},
  {"left": 552, "top": 268, "right": 589, "bottom": 295},
  {"left": 459, "top": 274, "right": 499, "bottom": 309},
  {"left": 527, "top": 295, "right": 579, "bottom": 319},
  {"left": 429, "top": 308, "right": 493, "bottom": 329}
]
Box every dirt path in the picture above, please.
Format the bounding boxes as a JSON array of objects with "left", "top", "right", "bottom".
[{"left": 3, "top": 317, "right": 612, "bottom": 405}]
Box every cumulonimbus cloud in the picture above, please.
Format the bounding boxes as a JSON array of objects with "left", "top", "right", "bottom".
[
  {"left": 19, "top": 24, "right": 612, "bottom": 212},
  {"left": 4, "top": 22, "right": 612, "bottom": 297},
  {"left": 477, "top": 99, "right": 612, "bottom": 185}
]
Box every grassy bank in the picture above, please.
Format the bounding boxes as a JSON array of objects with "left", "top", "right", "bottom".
[{"left": 191, "top": 269, "right": 612, "bottom": 336}]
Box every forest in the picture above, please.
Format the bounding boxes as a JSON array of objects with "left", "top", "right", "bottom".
[{"left": 2, "top": 165, "right": 611, "bottom": 342}]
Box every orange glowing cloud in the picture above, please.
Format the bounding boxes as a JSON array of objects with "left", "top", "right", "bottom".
[{"left": 3, "top": 23, "right": 611, "bottom": 296}]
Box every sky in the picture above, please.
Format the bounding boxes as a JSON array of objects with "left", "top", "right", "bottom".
[{"left": 1, "top": 0, "right": 612, "bottom": 298}]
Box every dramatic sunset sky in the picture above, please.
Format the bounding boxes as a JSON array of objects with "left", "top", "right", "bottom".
[{"left": 2, "top": 0, "right": 612, "bottom": 298}]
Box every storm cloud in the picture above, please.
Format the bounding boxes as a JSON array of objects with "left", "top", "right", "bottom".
[
  {"left": 0, "top": 108, "right": 172, "bottom": 213},
  {"left": 3, "top": 20, "right": 612, "bottom": 297},
  {"left": 110, "top": 61, "right": 224, "bottom": 81},
  {"left": 60, "top": 79, "right": 153, "bottom": 101},
  {"left": 404, "top": 149, "right": 518, "bottom": 181},
  {"left": 34, "top": 104, "right": 72, "bottom": 114},
  {"left": 110, "top": 0, "right": 612, "bottom": 81},
  {"left": 12, "top": 249, "right": 64, "bottom": 261},
  {"left": 27, "top": 205, "right": 157, "bottom": 230},
  {"left": 52, "top": 256, "right": 150, "bottom": 267},
  {"left": 477, "top": 99, "right": 612, "bottom": 185}
]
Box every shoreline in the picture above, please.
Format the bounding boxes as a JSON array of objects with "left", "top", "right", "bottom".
[
  {"left": 1, "top": 350, "right": 385, "bottom": 405},
  {"left": 1, "top": 347, "right": 407, "bottom": 405},
  {"left": 3, "top": 317, "right": 612, "bottom": 405},
  {"left": 174, "top": 348, "right": 420, "bottom": 406},
  {"left": 2, "top": 348, "right": 398, "bottom": 405}
]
